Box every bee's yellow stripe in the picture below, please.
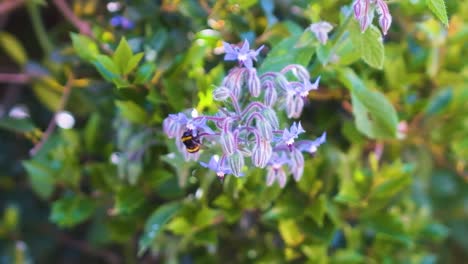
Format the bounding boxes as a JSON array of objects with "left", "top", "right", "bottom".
[
  {"left": 181, "top": 136, "right": 193, "bottom": 142},
  {"left": 187, "top": 145, "right": 200, "bottom": 153}
]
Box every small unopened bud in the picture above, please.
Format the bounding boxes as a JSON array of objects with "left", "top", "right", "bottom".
[
  {"left": 256, "top": 119, "right": 273, "bottom": 140},
  {"left": 292, "top": 96, "right": 304, "bottom": 118},
  {"left": 286, "top": 94, "right": 304, "bottom": 118},
  {"left": 376, "top": 0, "right": 392, "bottom": 36},
  {"left": 262, "top": 108, "right": 279, "bottom": 129},
  {"left": 247, "top": 69, "right": 261, "bottom": 97},
  {"left": 292, "top": 65, "right": 310, "bottom": 82},
  {"left": 213, "top": 86, "right": 231, "bottom": 101},
  {"left": 220, "top": 131, "right": 236, "bottom": 155},
  {"left": 276, "top": 75, "right": 290, "bottom": 91},
  {"left": 264, "top": 83, "right": 277, "bottom": 107},
  {"left": 228, "top": 150, "right": 244, "bottom": 177},
  {"left": 252, "top": 140, "right": 272, "bottom": 168}
]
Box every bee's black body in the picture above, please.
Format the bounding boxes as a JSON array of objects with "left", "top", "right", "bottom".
[{"left": 181, "top": 129, "right": 201, "bottom": 153}]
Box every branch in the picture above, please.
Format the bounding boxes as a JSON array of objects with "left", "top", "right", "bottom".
[
  {"left": 0, "top": 73, "right": 30, "bottom": 84},
  {"left": 0, "top": 0, "right": 25, "bottom": 15},
  {"left": 29, "top": 74, "right": 74, "bottom": 156},
  {"left": 52, "top": 0, "right": 92, "bottom": 36},
  {"left": 57, "top": 232, "right": 120, "bottom": 264}
]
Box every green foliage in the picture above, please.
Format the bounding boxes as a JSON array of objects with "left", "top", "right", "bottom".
[
  {"left": 0, "top": 1, "right": 466, "bottom": 263},
  {"left": 426, "top": 0, "right": 449, "bottom": 26}
]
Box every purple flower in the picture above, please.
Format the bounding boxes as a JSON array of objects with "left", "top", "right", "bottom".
[
  {"left": 353, "top": 0, "right": 392, "bottom": 36},
  {"left": 281, "top": 122, "right": 305, "bottom": 148},
  {"left": 375, "top": 0, "right": 392, "bottom": 35},
  {"left": 200, "top": 155, "right": 232, "bottom": 180},
  {"left": 223, "top": 40, "right": 264, "bottom": 69},
  {"left": 162, "top": 109, "right": 213, "bottom": 139},
  {"left": 266, "top": 152, "right": 290, "bottom": 187},
  {"left": 297, "top": 76, "right": 320, "bottom": 98},
  {"left": 309, "top": 22, "right": 334, "bottom": 44},
  {"left": 296, "top": 132, "right": 327, "bottom": 154},
  {"left": 110, "top": 15, "right": 135, "bottom": 30}
]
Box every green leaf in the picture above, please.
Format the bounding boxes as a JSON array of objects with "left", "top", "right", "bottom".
[
  {"left": 92, "top": 55, "right": 119, "bottom": 82},
  {"left": 125, "top": 52, "right": 144, "bottom": 75},
  {"left": 50, "top": 195, "right": 96, "bottom": 228},
  {"left": 23, "top": 160, "right": 55, "bottom": 199},
  {"left": 259, "top": 33, "right": 315, "bottom": 73},
  {"left": 70, "top": 33, "right": 99, "bottom": 61},
  {"left": 278, "top": 219, "right": 304, "bottom": 246},
  {"left": 338, "top": 68, "right": 399, "bottom": 139},
  {"left": 0, "top": 117, "right": 36, "bottom": 133},
  {"left": 113, "top": 37, "right": 134, "bottom": 74},
  {"left": 114, "top": 187, "right": 146, "bottom": 215},
  {"left": 425, "top": 88, "right": 452, "bottom": 115},
  {"left": 134, "top": 63, "right": 156, "bottom": 85},
  {"left": 306, "top": 194, "right": 327, "bottom": 227},
  {"left": 349, "top": 22, "right": 384, "bottom": 69},
  {"left": 0, "top": 32, "right": 28, "bottom": 65},
  {"left": 138, "top": 202, "right": 182, "bottom": 256},
  {"left": 426, "top": 0, "right": 449, "bottom": 26},
  {"left": 115, "top": 101, "right": 148, "bottom": 124}
]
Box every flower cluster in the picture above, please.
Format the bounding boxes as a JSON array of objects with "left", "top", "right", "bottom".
[
  {"left": 163, "top": 40, "right": 326, "bottom": 187},
  {"left": 353, "top": 0, "right": 392, "bottom": 35}
]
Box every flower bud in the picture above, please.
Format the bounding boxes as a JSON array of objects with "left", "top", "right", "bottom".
[
  {"left": 213, "top": 86, "right": 231, "bottom": 101},
  {"left": 376, "top": 0, "right": 392, "bottom": 35},
  {"left": 220, "top": 131, "right": 236, "bottom": 156},
  {"left": 276, "top": 74, "right": 290, "bottom": 91},
  {"left": 264, "top": 84, "right": 277, "bottom": 107},
  {"left": 252, "top": 140, "right": 272, "bottom": 168},
  {"left": 292, "top": 65, "right": 310, "bottom": 82},
  {"left": 247, "top": 69, "right": 261, "bottom": 97},
  {"left": 292, "top": 96, "right": 304, "bottom": 118},
  {"left": 290, "top": 149, "right": 304, "bottom": 181},
  {"left": 228, "top": 150, "right": 244, "bottom": 177},
  {"left": 262, "top": 108, "right": 279, "bottom": 129},
  {"left": 256, "top": 119, "right": 273, "bottom": 141}
]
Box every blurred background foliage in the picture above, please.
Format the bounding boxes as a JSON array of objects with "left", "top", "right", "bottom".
[{"left": 0, "top": 0, "right": 467, "bottom": 263}]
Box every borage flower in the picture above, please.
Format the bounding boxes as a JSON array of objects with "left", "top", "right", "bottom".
[
  {"left": 200, "top": 155, "right": 232, "bottom": 181},
  {"left": 223, "top": 40, "right": 264, "bottom": 69},
  {"left": 163, "top": 41, "right": 327, "bottom": 188},
  {"left": 266, "top": 152, "right": 290, "bottom": 188},
  {"left": 280, "top": 122, "right": 305, "bottom": 150},
  {"left": 309, "top": 22, "right": 334, "bottom": 45}
]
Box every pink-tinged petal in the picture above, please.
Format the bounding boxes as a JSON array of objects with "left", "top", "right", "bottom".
[
  {"left": 277, "top": 169, "right": 287, "bottom": 188},
  {"left": 353, "top": 0, "right": 362, "bottom": 18},
  {"left": 379, "top": 15, "right": 392, "bottom": 35},
  {"left": 266, "top": 168, "right": 275, "bottom": 186}
]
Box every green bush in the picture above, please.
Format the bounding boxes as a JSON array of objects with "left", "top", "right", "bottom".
[{"left": 0, "top": 0, "right": 466, "bottom": 263}]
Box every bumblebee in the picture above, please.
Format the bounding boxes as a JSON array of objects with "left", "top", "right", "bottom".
[{"left": 181, "top": 129, "right": 201, "bottom": 153}]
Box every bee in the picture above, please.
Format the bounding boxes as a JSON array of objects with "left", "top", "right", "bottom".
[{"left": 181, "top": 129, "right": 201, "bottom": 153}]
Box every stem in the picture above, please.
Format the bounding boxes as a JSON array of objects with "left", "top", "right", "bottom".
[
  {"left": 0, "top": 73, "right": 30, "bottom": 84},
  {"left": 53, "top": 0, "right": 92, "bottom": 36},
  {"left": 0, "top": 0, "right": 25, "bottom": 15},
  {"left": 241, "top": 101, "right": 266, "bottom": 116},
  {"left": 30, "top": 74, "right": 74, "bottom": 156},
  {"left": 26, "top": 1, "right": 53, "bottom": 55},
  {"left": 329, "top": 11, "right": 353, "bottom": 54},
  {"left": 229, "top": 92, "right": 242, "bottom": 115}
]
